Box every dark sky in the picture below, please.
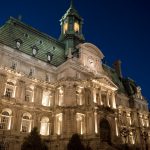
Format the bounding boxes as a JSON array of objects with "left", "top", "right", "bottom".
[{"left": 0, "top": 0, "right": 150, "bottom": 104}]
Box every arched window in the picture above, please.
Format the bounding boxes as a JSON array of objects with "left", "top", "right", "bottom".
[
  {"left": 76, "top": 113, "right": 85, "bottom": 135},
  {"left": 21, "top": 113, "right": 32, "bottom": 133},
  {"left": 40, "top": 117, "right": 50, "bottom": 136},
  {"left": 56, "top": 113, "right": 62, "bottom": 135},
  {"left": 0, "top": 109, "right": 12, "bottom": 130}
]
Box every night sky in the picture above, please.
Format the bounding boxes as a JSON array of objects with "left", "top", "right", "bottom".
[{"left": 0, "top": 0, "right": 150, "bottom": 104}]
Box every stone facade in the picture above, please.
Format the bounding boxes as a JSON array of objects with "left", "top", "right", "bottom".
[{"left": 0, "top": 1, "right": 149, "bottom": 150}]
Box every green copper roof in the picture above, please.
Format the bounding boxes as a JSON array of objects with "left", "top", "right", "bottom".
[
  {"left": 61, "top": 1, "right": 82, "bottom": 21},
  {"left": 103, "top": 64, "right": 126, "bottom": 94},
  {"left": 0, "top": 17, "right": 66, "bottom": 66}
]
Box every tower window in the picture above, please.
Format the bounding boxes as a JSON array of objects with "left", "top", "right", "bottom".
[
  {"left": 63, "top": 22, "right": 68, "bottom": 34},
  {"left": 74, "top": 22, "right": 79, "bottom": 33}
]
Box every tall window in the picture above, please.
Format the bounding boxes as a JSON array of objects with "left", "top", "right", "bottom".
[
  {"left": 58, "top": 87, "right": 64, "bottom": 106},
  {"left": 21, "top": 113, "right": 32, "bottom": 133},
  {"left": 0, "top": 109, "right": 12, "bottom": 130},
  {"left": 42, "top": 91, "right": 52, "bottom": 107},
  {"left": 25, "top": 88, "right": 34, "bottom": 102},
  {"left": 76, "top": 86, "right": 83, "bottom": 105},
  {"left": 63, "top": 22, "right": 68, "bottom": 34},
  {"left": 40, "top": 117, "right": 50, "bottom": 136},
  {"left": 74, "top": 22, "right": 79, "bottom": 33},
  {"left": 4, "top": 81, "right": 16, "bottom": 98},
  {"left": 56, "top": 113, "right": 62, "bottom": 135},
  {"left": 76, "top": 113, "right": 85, "bottom": 135}
]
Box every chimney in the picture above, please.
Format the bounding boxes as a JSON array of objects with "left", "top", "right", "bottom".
[{"left": 113, "top": 60, "right": 123, "bottom": 78}]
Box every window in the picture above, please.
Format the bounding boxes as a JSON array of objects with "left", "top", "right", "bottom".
[
  {"left": 25, "top": 90, "right": 33, "bottom": 102},
  {"left": 4, "top": 81, "right": 16, "bottom": 98},
  {"left": 42, "top": 91, "right": 52, "bottom": 107},
  {"left": 32, "top": 46, "right": 38, "bottom": 56},
  {"left": 0, "top": 109, "right": 12, "bottom": 130},
  {"left": 76, "top": 113, "right": 85, "bottom": 135},
  {"left": 63, "top": 22, "right": 68, "bottom": 34},
  {"left": 56, "top": 113, "right": 62, "bottom": 135},
  {"left": 11, "top": 60, "right": 17, "bottom": 70},
  {"left": 74, "top": 22, "right": 79, "bottom": 33},
  {"left": 47, "top": 52, "right": 53, "bottom": 63},
  {"left": 25, "top": 86, "right": 34, "bottom": 102},
  {"left": 40, "top": 117, "right": 50, "bottom": 136},
  {"left": 21, "top": 113, "right": 32, "bottom": 133},
  {"left": 15, "top": 39, "right": 22, "bottom": 49},
  {"left": 76, "top": 86, "right": 83, "bottom": 105},
  {"left": 29, "top": 67, "right": 35, "bottom": 77},
  {"left": 58, "top": 87, "right": 64, "bottom": 106}
]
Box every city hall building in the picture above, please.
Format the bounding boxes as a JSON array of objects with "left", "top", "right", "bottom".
[{"left": 0, "top": 1, "right": 149, "bottom": 150}]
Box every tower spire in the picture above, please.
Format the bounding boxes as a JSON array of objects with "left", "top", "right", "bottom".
[{"left": 70, "top": 0, "right": 74, "bottom": 8}]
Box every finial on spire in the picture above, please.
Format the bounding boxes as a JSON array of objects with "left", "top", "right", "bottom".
[{"left": 70, "top": 0, "right": 74, "bottom": 8}]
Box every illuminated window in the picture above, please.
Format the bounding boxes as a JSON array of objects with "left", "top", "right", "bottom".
[
  {"left": 40, "top": 117, "right": 50, "bottom": 136},
  {"left": 74, "top": 22, "right": 79, "bottom": 33},
  {"left": 25, "top": 88, "right": 34, "bottom": 102},
  {"left": 76, "top": 113, "right": 85, "bottom": 135},
  {"left": 63, "top": 22, "right": 68, "bottom": 34},
  {"left": 76, "top": 86, "right": 83, "bottom": 105},
  {"left": 58, "top": 87, "right": 64, "bottom": 106},
  {"left": 4, "top": 81, "right": 16, "bottom": 98},
  {"left": 42, "top": 91, "right": 52, "bottom": 107},
  {"left": 56, "top": 113, "right": 62, "bottom": 135},
  {"left": 21, "top": 113, "right": 32, "bottom": 133},
  {"left": 0, "top": 109, "right": 12, "bottom": 130}
]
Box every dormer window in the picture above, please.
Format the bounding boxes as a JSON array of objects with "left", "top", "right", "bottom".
[
  {"left": 15, "top": 39, "right": 22, "bottom": 49},
  {"left": 32, "top": 46, "right": 38, "bottom": 57},
  {"left": 47, "top": 52, "right": 53, "bottom": 63}
]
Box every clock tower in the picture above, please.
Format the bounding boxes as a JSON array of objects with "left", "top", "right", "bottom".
[{"left": 59, "top": 0, "right": 85, "bottom": 56}]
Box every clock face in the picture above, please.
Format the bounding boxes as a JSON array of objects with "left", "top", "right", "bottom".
[{"left": 88, "top": 57, "right": 95, "bottom": 68}]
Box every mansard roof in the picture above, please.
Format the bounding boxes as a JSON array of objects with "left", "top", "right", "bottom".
[{"left": 0, "top": 17, "right": 66, "bottom": 66}]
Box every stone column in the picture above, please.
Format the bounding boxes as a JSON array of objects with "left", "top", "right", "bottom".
[
  {"left": 106, "top": 91, "right": 110, "bottom": 107},
  {"left": 111, "top": 92, "right": 116, "bottom": 109},
  {"left": 99, "top": 87, "right": 102, "bottom": 105}
]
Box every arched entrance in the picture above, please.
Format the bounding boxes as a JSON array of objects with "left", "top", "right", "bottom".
[{"left": 100, "top": 119, "right": 111, "bottom": 143}]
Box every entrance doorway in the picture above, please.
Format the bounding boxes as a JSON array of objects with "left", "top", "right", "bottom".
[{"left": 100, "top": 119, "right": 111, "bottom": 144}]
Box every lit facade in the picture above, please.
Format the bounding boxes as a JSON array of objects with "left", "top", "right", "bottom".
[{"left": 0, "top": 1, "right": 149, "bottom": 150}]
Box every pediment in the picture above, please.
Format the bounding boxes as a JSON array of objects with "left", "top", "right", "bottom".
[
  {"left": 92, "top": 76, "right": 118, "bottom": 91},
  {"left": 77, "top": 43, "right": 104, "bottom": 59}
]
